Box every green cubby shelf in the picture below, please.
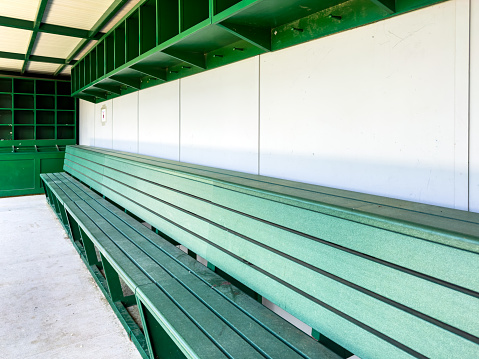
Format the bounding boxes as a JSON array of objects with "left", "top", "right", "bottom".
[
  {"left": 37, "top": 110, "right": 55, "bottom": 124},
  {"left": 70, "top": 0, "right": 446, "bottom": 104},
  {"left": 0, "top": 110, "right": 12, "bottom": 124},
  {"left": 14, "top": 110, "right": 34, "bottom": 124},
  {"left": 0, "top": 94, "right": 12, "bottom": 108},
  {"left": 0, "top": 78, "right": 12, "bottom": 93},
  {"left": 14, "top": 94, "right": 34, "bottom": 109},
  {"left": 0, "top": 76, "right": 77, "bottom": 197}
]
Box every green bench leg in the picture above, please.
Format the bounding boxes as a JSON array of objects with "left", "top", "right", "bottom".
[
  {"left": 79, "top": 228, "right": 102, "bottom": 267},
  {"left": 100, "top": 252, "right": 125, "bottom": 303},
  {"left": 136, "top": 298, "right": 187, "bottom": 359}
]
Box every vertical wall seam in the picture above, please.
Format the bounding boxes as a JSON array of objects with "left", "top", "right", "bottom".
[
  {"left": 468, "top": 0, "right": 472, "bottom": 211},
  {"left": 137, "top": 91, "right": 140, "bottom": 154},
  {"left": 258, "top": 55, "right": 261, "bottom": 176},
  {"left": 179, "top": 80, "right": 181, "bottom": 162}
]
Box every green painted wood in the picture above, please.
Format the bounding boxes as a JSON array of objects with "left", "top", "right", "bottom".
[{"left": 58, "top": 145, "right": 479, "bottom": 359}]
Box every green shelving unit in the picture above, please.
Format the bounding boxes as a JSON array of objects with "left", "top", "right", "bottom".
[
  {"left": 70, "top": 0, "right": 447, "bottom": 103},
  {"left": 0, "top": 76, "right": 77, "bottom": 197}
]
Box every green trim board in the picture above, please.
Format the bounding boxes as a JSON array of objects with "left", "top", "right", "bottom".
[{"left": 70, "top": 0, "right": 448, "bottom": 103}]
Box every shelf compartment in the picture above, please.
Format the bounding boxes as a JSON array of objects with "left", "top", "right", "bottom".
[
  {"left": 37, "top": 95, "right": 55, "bottom": 110},
  {"left": 140, "top": 0, "right": 157, "bottom": 54},
  {"left": 0, "top": 78, "right": 12, "bottom": 93},
  {"left": 57, "top": 81, "right": 71, "bottom": 96},
  {"left": 57, "top": 96, "right": 75, "bottom": 110},
  {"left": 97, "top": 41, "right": 105, "bottom": 78},
  {"left": 115, "top": 22, "right": 126, "bottom": 68},
  {"left": 158, "top": 0, "right": 179, "bottom": 44},
  {"left": 180, "top": 0, "right": 209, "bottom": 32},
  {"left": 57, "top": 126, "right": 74, "bottom": 140},
  {"left": 14, "top": 94, "right": 33, "bottom": 109},
  {"left": 0, "top": 94, "right": 12, "bottom": 108},
  {"left": 127, "top": 9, "right": 140, "bottom": 62},
  {"left": 36, "top": 126, "right": 55, "bottom": 140},
  {"left": 37, "top": 111, "right": 55, "bottom": 124},
  {"left": 57, "top": 111, "right": 75, "bottom": 125},
  {"left": 106, "top": 34, "right": 115, "bottom": 74},
  {"left": 90, "top": 49, "right": 98, "bottom": 82},
  {"left": 79, "top": 60, "right": 85, "bottom": 89},
  {"left": 85, "top": 53, "right": 91, "bottom": 85},
  {"left": 14, "top": 110, "right": 34, "bottom": 124},
  {"left": 213, "top": 0, "right": 243, "bottom": 16},
  {"left": 0, "top": 110, "right": 12, "bottom": 124},
  {"left": 36, "top": 80, "right": 55, "bottom": 94},
  {"left": 0, "top": 126, "right": 12, "bottom": 140},
  {"left": 14, "top": 79, "right": 34, "bottom": 94},
  {"left": 14, "top": 126, "right": 34, "bottom": 140}
]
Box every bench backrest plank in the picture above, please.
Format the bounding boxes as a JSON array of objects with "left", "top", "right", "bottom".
[{"left": 64, "top": 145, "right": 479, "bottom": 359}]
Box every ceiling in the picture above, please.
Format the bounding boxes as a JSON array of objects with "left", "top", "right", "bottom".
[{"left": 0, "top": 0, "right": 142, "bottom": 79}]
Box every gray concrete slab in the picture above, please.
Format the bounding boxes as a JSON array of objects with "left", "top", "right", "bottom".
[{"left": 0, "top": 195, "right": 142, "bottom": 359}]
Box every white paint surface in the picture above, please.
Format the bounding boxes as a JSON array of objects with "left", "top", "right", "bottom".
[
  {"left": 94, "top": 99, "right": 113, "bottom": 149},
  {"left": 470, "top": 0, "right": 479, "bottom": 213},
  {"left": 139, "top": 81, "right": 180, "bottom": 160},
  {"left": 79, "top": 99, "right": 95, "bottom": 146},
  {"left": 112, "top": 92, "right": 139, "bottom": 153},
  {"left": 259, "top": 1, "right": 460, "bottom": 208},
  {"left": 180, "top": 57, "right": 260, "bottom": 174}
]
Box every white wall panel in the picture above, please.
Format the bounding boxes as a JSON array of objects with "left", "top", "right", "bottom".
[
  {"left": 259, "top": 1, "right": 460, "bottom": 208},
  {"left": 112, "top": 92, "right": 138, "bottom": 153},
  {"left": 138, "top": 81, "right": 180, "bottom": 160},
  {"left": 93, "top": 99, "right": 113, "bottom": 149},
  {"left": 79, "top": 99, "right": 94, "bottom": 146},
  {"left": 180, "top": 57, "right": 259, "bottom": 174},
  {"left": 470, "top": 0, "right": 479, "bottom": 213}
]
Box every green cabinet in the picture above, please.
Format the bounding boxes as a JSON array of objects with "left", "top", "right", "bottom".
[{"left": 0, "top": 76, "right": 77, "bottom": 197}]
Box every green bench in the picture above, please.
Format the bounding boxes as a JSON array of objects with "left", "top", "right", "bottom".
[{"left": 41, "top": 145, "right": 479, "bottom": 359}]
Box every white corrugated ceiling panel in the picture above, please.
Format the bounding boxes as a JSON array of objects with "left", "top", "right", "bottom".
[
  {"left": 32, "top": 33, "right": 82, "bottom": 58},
  {"left": 59, "top": 65, "right": 72, "bottom": 76},
  {"left": 0, "top": 58, "right": 23, "bottom": 72},
  {"left": 0, "top": 26, "right": 32, "bottom": 54},
  {"left": 73, "top": 40, "right": 97, "bottom": 61},
  {"left": 0, "top": 0, "right": 41, "bottom": 21},
  {"left": 27, "top": 61, "right": 61, "bottom": 74},
  {"left": 42, "top": 0, "right": 115, "bottom": 31},
  {"left": 100, "top": 0, "right": 142, "bottom": 33}
]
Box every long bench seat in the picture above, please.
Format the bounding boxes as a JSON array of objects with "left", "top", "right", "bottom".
[
  {"left": 41, "top": 171, "right": 336, "bottom": 359},
  {"left": 42, "top": 145, "right": 479, "bottom": 359}
]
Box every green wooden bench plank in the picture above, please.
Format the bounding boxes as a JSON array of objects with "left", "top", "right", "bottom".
[
  {"left": 49, "top": 145, "right": 479, "bottom": 359},
  {"left": 54, "top": 168, "right": 338, "bottom": 359},
  {"left": 71, "top": 145, "right": 479, "bottom": 240},
  {"left": 64, "top": 150, "right": 479, "bottom": 299}
]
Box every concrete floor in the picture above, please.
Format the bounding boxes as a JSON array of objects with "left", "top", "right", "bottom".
[{"left": 0, "top": 195, "right": 142, "bottom": 359}]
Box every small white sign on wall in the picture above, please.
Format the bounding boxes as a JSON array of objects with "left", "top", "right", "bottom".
[{"left": 101, "top": 105, "right": 107, "bottom": 126}]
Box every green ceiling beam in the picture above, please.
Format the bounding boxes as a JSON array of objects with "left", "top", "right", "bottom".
[
  {"left": 0, "top": 70, "right": 70, "bottom": 81},
  {"left": 0, "top": 51, "right": 76, "bottom": 65},
  {"left": 54, "top": 0, "right": 130, "bottom": 77},
  {"left": 21, "top": 0, "right": 49, "bottom": 74},
  {"left": 0, "top": 15, "right": 105, "bottom": 39}
]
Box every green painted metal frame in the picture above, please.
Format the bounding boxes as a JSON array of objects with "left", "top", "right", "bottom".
[{"left": 70, "top": 0, "right": 448, "bottom": 102}]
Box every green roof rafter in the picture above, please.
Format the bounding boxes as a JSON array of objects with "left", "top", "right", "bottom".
[
  {"left": 21, "top": 0, "right": 49, "bottom": 74},
  {"left": 54, "top": 0, "right": 130, "bottom": 76},
  {"left": 0, "top": 15, "right": 105, "bottom": 40},
  {"left": 0, "top": 50, "right": 77, "bottom": 65}
]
